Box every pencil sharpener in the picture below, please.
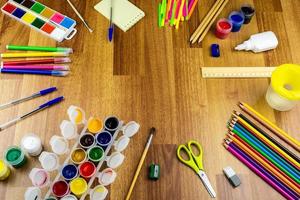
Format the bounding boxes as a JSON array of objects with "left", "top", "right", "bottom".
[{"left": 149, "top": 164, "right": 160, "bottom": 180}]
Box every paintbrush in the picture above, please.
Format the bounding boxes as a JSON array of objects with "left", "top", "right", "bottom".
[
  {"left": 0, "top": 87, "right": 57, "bottom": 111},
  {"left": 0, "top": 96, "right": 64, "bottom": 131}
]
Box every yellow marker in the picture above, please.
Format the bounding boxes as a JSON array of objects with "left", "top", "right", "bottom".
[
  {"left": 1, "top": 52, "right": 69, "bottom": 58},
  {"left": 87, "top": 118, "right": 103, "bottom": 134},
  {"left": 0, "top": 160, "right": 10, "bottom": 181},
  {"left": 22, "top": 13, "right": 36, "bottom": 24},
  {"left": 70, "top": 177, "right": 88, "bottom": 197}
]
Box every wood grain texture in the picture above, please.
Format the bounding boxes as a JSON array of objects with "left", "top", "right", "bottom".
[{"left": 0, "top": 0, "right": 299, "bottom": 199}]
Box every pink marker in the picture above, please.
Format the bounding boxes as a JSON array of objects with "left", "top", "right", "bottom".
[
  {"left": 2, "top": 65, "right": 69, "bottom": 71},
  {"left": 182, "top": 0, "right": 187, "bottom": 17},
  {"left": 175, "top": 0, "right": 182, "bottom": 20},
  {"left": 167, "top": 0, "right": 175, "bottom": 20}
]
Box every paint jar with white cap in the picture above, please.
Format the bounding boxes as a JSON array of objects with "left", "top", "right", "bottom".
[
  {"left": 60, "top": 120, "right": 78, "bottom": 139},
  {"left": 67, "top": 106, "right": 86, "bottom": 125},
  {"left": 50, "top": 135, "right": 69, "bottom": 155},
  {"left": 39, "top": 151, "right": 59, "bottom": 171},
  {"left": 90, "top": 185, "right": 108, "bottom": 200},
  {"left": 29, "top": 168, "right": 50, "bottom": 187},
  {"left": 21, "top": 134, "right": 43, "bottom": 156},
  {"left": 98, "top": 168, "right": 117, "bottom": 186}
]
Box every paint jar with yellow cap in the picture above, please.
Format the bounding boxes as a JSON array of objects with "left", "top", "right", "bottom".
[
  {"left": 266, "top": 64, "right": 300, "bottom": 111},
  {"left": 87, "top": 118, "right": 103, "bottom": 134},
  {"left": 70, "top": 177, "right": 88, "bottom": 197},
  {"left": 67, "top": 106, "right": 86, "bottom": 125},
  {"left": 0, "top": 159, "right": 10, "bottom": 181}
]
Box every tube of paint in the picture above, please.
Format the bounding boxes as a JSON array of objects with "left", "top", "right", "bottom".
[
  {"left": 29, "top": 168, "right": 50, "bottom": 187},
  {"left": 4, "top": 146, "right": 27, "bottom": 168},
  {"left": 21, "top": 133, "right": 43, "bottom": 156},
  {"left": 0, "top": 159, "right": 11, "bottom": 180},
  {"left": 228, "top": 11, "right": 244, "bottom": 32},
  {"left": 50, "top": 135, "right": 69, "bottom": 155},
  {"left": 241, "top": 4, "right": 255, "bottom": 24},
  {"left": 60, "top": 120, "right": 78, "bottom": 139},
  {"left": 215, "top": 18, "right": 232, "bottom": 39},
  {"left": 39, "top": 151, "right": 59, "bottom": 171},
  {"left": 90, "top": 185, "right": 108, "bottom": 200}
]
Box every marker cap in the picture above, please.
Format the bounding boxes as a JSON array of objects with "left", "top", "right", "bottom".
[{"left": 25, "top": 187, "right": 42, "bottom": 200}]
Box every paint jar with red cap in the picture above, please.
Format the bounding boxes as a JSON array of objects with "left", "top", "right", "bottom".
[
  {"left": 215, "top": 18, "right": 232, "bottom": 39},
  {"left": 51, "top": 180, "right": 70, "bottom": 198},
  {"left": 79, "top": 161, "right": 96, "bottom": 180}
]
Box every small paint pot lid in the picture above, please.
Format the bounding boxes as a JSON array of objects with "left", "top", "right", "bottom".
[
  {"left": 106, "top": 152, "right": 125, "bottom": 169},
  {"left": 21, "top": 134, "right": 42, "bottom": 156},
  {"left": 61, "top": 194, "right": 77, "bottom": 200},
  {"left": 29, "top": 168, "right": 50, "bottom": 187},
  {"left": 114, "top": 135, "right": 130, "bottom": 152},
  {"left": 25, "top": 187, "right": 42, "bottom": 200},
  {"left": 39, "top": 152, "right": 59, "bottom": 171},
  {"left": 122, "top": 121, "right": 140, "bottom": 137},
  {"left": 50, "top": 136, "right": 69, "bottom": 155},
  {"left": 90, "top": 185, "right": 108, "bottom": 200},
  {"left": 67, "top": 105, "right": 85, "bottom": 124},
  {"left": 98, "top": 168, "right": 117, "bottom": 186},
  {"left": 60, "top": 120, "right": 78, "bottom": 139}
]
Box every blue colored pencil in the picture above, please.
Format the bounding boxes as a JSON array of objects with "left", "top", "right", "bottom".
[{"left": 0, "top": 69, "right": 69, "bottom": 76}]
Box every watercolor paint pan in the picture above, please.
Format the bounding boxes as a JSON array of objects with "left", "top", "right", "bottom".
[{"left": 1, "top": 0, "right": 77, "bottom": 42}]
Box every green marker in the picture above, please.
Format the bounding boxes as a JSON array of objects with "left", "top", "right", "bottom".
[
  {"left": 6, "top": 45, "right": 73, "bottom": 53},
  {"left": 4, "top": 146, "right": 27, "bottom": 168}
]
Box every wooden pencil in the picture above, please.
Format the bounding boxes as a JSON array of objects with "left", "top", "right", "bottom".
[
  {"left": 239, "top": 102, "right": 300, "bottom": 152},
  {"left": 125, "top": 127, "right": 156, "bottom": 200}
]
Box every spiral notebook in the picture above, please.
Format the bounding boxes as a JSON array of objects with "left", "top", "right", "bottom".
[{"left": 94, "top": 0, "right": 145, "bottom": 32}]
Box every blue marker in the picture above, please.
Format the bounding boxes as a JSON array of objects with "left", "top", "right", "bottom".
[
  {"left": 0, "top": 87, "right": 57, "bottom": 110},
  {"left": 0, "top": 96, "right": 64, "bottom": 131}
]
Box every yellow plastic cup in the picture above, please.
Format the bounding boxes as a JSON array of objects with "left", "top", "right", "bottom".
[
  {"left": 0, "top": 160, "right": 10, "bottom": 181},
  {"left": 70, "top": 177, "right": 88, "bottom": 197},
  {"left": 266, "top": 64, "right": 300, "bottom": 111}
]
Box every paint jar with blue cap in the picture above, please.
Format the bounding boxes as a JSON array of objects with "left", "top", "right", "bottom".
[
  {"left": 61, "top": 164, "right": 79, "bottom": 181},
  {"left": 96, "top": 131, "right": 113, "bottom": 148},
  {"left": 228, "top": 11, "right": 245, "bottom": 32}
]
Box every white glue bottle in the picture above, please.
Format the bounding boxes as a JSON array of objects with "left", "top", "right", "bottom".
[{"left": 235, "top": 31, "right": 278, "bottom": 53}]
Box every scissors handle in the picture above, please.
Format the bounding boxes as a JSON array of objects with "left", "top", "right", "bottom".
[
  {"left": 187, "top": 140, "right": 204, "bottom": 170},
  {"left": 177, "top": 144, "right": 199, "bottom": 173}
]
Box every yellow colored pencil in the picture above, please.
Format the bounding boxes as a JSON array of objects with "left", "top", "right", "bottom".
[
  {"left": 1, "top": 52, "right": 69, "bottom": 58},
  {"left": 239, "top": 102, "right": 300, "bottom": 152}
]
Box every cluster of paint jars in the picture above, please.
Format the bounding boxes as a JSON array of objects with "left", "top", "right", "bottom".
[
  {"left": 25, "top": 105, "right": 140, "bottom": 200},
  {"left": 215, "top": 4, "right": 255, "bottom": 39}
]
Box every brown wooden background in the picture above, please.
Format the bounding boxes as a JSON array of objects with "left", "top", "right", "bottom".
[{"left": 0, "top": 0, "right": 299, "bottom": 199}]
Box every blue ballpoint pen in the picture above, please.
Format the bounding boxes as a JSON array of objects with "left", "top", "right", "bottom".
[
  {"left": 0, "top": 69, "right": 69, "bottom": 76},
  {"left": 108, "top": 4, "right": 114, "bottom": 42},
  {"left": 0, "top": 87, "right": 57, "bottom": 110},
  {"left": 0, "top": 96, "right": 64, "bottom": 131}
]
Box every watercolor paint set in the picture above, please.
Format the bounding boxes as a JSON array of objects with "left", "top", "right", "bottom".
[
  {"left": 1, "top": 0, "right": 77, "bottom": 42},
  {"left": 25, "top": 105, "right": 140, "bottom": 200}
]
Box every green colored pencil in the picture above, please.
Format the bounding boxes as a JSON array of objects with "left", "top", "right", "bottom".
[{"left": 6, "top": 45, "right": 73, "bottom": 53}]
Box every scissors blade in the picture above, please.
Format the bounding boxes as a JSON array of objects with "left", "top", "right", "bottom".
[{"left": 197, "top": 170, "right": 217, "bottom": 198}]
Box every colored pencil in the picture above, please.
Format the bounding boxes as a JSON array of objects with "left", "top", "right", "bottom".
[
  {"left": 0, "top": 87, "right": 57, "bottom": 111},
  {"left": 1, "top": 58, "right": 71, "bottom": 66},
  {"left": 0, "top": 96, "right": 64, "bottom": 131},
  {"left": 224, "top": 142, "right": 299, "bottom": 200},
  {"left": 66, "top": 0, "right": 93, "bottom": 32},
  {"left": 0, "top": 69, "right": 69, "bottom": 77},
  {"left": 239, "top": 102, "right": 300, "bottom": 152},
  {"left": 1, "top": 52, "right": 69, "bottom": 58},
  {"left": 6, "top": 45, "right": 73, "bottom": 53},
  {"left": 125, "top": 127, "right": 156, "bottom": 200},
  {"left": 234, "top": 111, "right": 300, "bottom": 164},
  {"left": 229, "top": 124, "right": 300, "bottom": 183},
  {"left": 2, "top": 65, "right": 69, "bottom": 71},
  {"left": 232, "top": 114, "right": 300, "bottom": 170},
  {"left": 226, "top": 135, "right": 300, "bottom": 194},
  {"left": 231, "top": 122, "right": 300, "bottom": 180}
]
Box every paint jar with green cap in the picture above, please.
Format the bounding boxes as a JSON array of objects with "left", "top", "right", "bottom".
[
  {"left": 4, "top": 146, "right": 27, "bottom": 168},
  {"left": 0, "top": 159, "right": 11, "bottom": 180}
]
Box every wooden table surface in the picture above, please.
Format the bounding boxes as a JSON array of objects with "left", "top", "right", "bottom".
[{"left": 0, "top": 0, "right": 299, "bottom": 199}]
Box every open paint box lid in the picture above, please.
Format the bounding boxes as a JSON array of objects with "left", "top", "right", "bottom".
[
  {"left": 25, "top": 187, "right": 41, "bottom": 200},
  {"left": 122, "top": 121, "right": 140, "bottom": 137},
  {"left": 114, "top": 135, "right": 130, "bottom": 152}
]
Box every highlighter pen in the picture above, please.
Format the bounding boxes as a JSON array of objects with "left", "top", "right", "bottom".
[
  {"left": 1, "top": 52, "right": 69, "bottom": 58},
  {"left": 1, "top": 58, "right": 71, "bottom": 66},
  {"left": 6, "top": 45, "right": 73, "bottom": 53},
  {"left": 0, "top": 96, "right": 64, "bottom": 131}
]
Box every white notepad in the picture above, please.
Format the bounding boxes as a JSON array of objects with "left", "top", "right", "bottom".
[{"left": 94, "top": 0, "right": 145, "bottom": 32}]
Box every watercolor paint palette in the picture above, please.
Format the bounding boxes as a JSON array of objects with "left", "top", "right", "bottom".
[
  {"left": 1, "top": 0, "right": 77, "bottom": 42},
  {"left": 25, "top": 106, "right": 140, "bottom": 200}
]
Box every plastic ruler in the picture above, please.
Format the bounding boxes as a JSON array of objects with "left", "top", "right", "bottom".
[{"left": 201, "top": 67, "right": 276, "bottom": 78}]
